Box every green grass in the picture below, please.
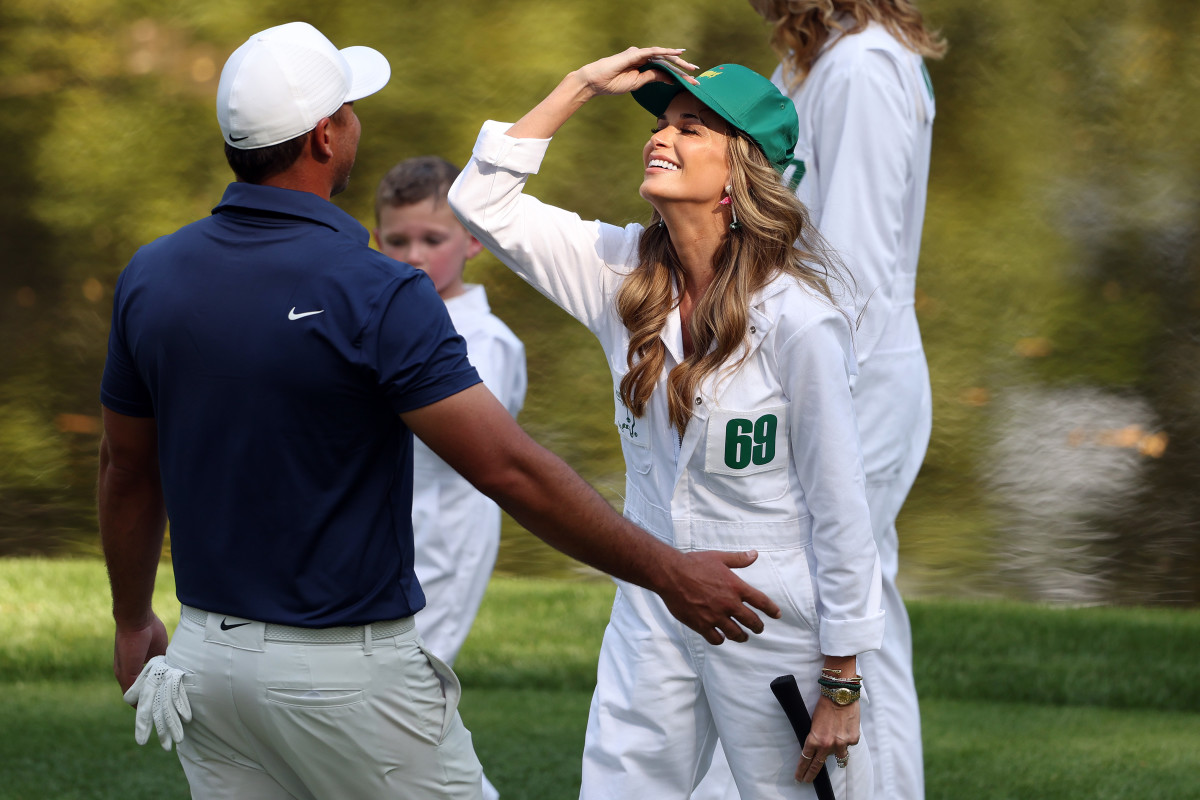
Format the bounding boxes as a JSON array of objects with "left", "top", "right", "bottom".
[
  {"left": 909, "top": 600, "right": 1200, "bottom": 711},
  {"left": 921, "top": 701, "right": 1200, "bottom": 800},
  {"left": 2, "top": 558, "right": 1199, "bottom": 799},
  {"left": 2, "top": 680, "right": 190, "bottom": 799}
]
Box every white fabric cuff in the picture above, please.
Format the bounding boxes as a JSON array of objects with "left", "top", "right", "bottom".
[
  {"left": 472, "top": 120, "right": 552, "bottom": 175},
  {"left": 819, "top": 609, "right": 886, "bottom": 656}
]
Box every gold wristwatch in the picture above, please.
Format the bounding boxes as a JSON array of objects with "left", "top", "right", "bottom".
[{"left": 820, "top": 684, "right": 860, "bottom": 706}]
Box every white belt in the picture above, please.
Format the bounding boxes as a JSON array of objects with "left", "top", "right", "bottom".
[{"left": 181, "top": 605, "right": 414, "bottom": 644}]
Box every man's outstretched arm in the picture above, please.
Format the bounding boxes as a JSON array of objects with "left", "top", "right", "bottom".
[{"left": 401, "top": 384, "right": 781, "bottom": 644}]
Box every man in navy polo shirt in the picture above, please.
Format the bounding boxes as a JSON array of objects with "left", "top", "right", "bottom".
[{"left": 97, "top": 22, "right": 781, "bottom": 800}]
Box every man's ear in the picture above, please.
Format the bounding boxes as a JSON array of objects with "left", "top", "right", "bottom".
[{"left": 310, "top": 117, "right": 335, "bottom": 161}]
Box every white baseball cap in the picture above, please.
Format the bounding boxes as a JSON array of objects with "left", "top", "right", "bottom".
[{"left": 217, "top": 22, "right": 391, "bottom": 150}]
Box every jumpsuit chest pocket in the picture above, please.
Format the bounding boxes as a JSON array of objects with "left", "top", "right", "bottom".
[
  {"left": 702, "top": 405, "right": 790, "bottom": 504},
  {"left": 614, "top": 391, "right": 652, "bottom": 474}
]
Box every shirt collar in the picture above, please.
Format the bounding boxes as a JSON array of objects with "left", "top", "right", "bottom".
[
  {"left": 445, "top": 284, "right": 490, "bottom": 313},
  {"left": 212, "top": 182, "right": 369, "bottom": 244},
  {"left": 659, "top": 276, "right": 790, "bottom": 364}
]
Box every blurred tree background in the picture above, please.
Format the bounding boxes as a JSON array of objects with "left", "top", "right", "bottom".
[{"left": 1, "top": 0, "right": 1195, "bottom": 604}]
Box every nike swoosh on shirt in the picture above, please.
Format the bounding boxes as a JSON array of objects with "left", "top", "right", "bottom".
[{"left": 288, "top": 308, "right": 325, "bottom": 320}]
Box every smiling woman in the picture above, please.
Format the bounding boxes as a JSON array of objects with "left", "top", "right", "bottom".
[{"left": 449, "top": 46, "right": 882, "bottom": 800}]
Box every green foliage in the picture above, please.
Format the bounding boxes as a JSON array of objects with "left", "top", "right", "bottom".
[
  {"left": 2, "top": 1, "right": 1199, "bottom": 593},
  {"left": 0, "top": 402, "right": 68, "bottom": 487}
]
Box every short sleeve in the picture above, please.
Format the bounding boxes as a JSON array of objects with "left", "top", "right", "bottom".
[
  {"left": 99, "top": 268, "right": 155, "bottom": 417},
  {"left": 367, "top": 273, "right": 482, "bottom": 413}
]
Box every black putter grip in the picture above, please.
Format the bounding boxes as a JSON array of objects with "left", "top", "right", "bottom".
[{"left": 770, "top": 675, "right": 836, "bottom": 800}]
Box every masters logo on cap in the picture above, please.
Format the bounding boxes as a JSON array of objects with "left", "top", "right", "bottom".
[
  {"left": 632, "top": 62, "right": 799, "bottom": 174},
  {"left": 217, "top": 22, "right": 391, "bottom": 150}
]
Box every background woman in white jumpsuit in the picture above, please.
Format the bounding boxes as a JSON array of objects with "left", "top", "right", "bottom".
[
  {"left": 450, "top": 47, "right": 884, "bottom": 800},
  {"left": 702, "top": 5, "right": 944, "bottom": 800}
]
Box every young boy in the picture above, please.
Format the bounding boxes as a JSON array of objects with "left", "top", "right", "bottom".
[{"left": 374, "top": 156, "right": 527, "bottom": 800}]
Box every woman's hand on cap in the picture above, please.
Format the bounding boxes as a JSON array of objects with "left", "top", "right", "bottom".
[{"left": 575, "top": 47, "right": 699, "bottom": 97}]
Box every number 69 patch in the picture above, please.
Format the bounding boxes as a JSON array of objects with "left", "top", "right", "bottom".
[{"left": 704, "top": 405, "right": 789, "bottom": 477}]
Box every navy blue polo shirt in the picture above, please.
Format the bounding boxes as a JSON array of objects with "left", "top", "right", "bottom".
[{"left": 101, "top": 182, "right": 481, "bottom": 626}]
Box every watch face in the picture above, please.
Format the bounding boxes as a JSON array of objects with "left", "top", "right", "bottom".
[{"left": 835, "top": 687, "right": 854, "bottom": 705}]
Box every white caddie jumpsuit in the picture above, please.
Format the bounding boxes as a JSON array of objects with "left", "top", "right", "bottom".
[
  {"left": 694, "top": 22, "right": 935, "bottom": 800},
  {"left": 449, "top": 121, "right": 884, "bottom": 800},
  {"left": 784, "top": 22, "right": 936, "bottom": 800}
]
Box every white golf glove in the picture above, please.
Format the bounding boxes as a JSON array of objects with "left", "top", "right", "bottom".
[{"left": 122, "top": 656, "right": 192, "bottom": 751}]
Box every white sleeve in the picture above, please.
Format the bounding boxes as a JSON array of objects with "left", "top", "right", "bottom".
[
  {"left": 810, "top": 50, "right": 914, "bottom": 363},
  {"left": 448, "top": 121, "right": 641, "bottom": 335},
  {"left": 779, "top": 313, "right": 884, "bottom": 655}
]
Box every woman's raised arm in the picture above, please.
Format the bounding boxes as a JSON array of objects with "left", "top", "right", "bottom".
[{"left": 506, "top": 47, "right": 698, "bottom": 140}]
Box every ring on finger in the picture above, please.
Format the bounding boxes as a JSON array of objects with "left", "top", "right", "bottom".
[
  {"left": 835, "top": 753, "right": 850, "bottom": 769},
  {"left": 799, "top": 752, "right": 813, "bottom": 760}
]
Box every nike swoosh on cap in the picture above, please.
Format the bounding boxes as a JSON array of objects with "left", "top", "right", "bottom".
[
  {"left": 229, "top": 135, "right": 249, "bottom": 142},
  {"left": 288, "top": 307, "right": 325, "bottom": 320}
]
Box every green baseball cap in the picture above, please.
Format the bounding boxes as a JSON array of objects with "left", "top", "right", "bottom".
[{"left": 632, "top": 62, "right": 799, "bottom": 173}]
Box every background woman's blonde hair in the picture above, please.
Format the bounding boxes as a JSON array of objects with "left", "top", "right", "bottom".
[
  {"left": 749, "top": 0, "right": 947, "bottom": 88},
  {"left": 615, "top": 131, "right": 848, "bottom": 435}
]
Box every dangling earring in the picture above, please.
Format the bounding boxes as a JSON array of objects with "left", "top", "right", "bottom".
[{"left": 721, "top": 185, "right": 741, "bottom": 231}]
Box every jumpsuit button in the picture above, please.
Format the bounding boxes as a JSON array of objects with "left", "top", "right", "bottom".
[
  {"left": 695, "top": 397, "right": 702, "bottom": 405},
  {"left": 750, "top": 326, "right": 756, "bottom": 334}
]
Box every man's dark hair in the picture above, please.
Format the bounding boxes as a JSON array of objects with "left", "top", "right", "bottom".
[
  {"left": 224, "top": 135, "right": 307, "bottom": 184},
  {"left": 374, "top": 156, "right": 460, "bottom": 224}
]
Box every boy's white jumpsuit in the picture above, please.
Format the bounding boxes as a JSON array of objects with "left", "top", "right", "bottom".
[
  {"left": 411, "top": 285, "right": 525, "bottom": 800},
  {"left": 450, "top": 121, "right": 885, "bottom": 800},
  {"left": 412, "top": 283, "right": 526, "bottom": 668}
]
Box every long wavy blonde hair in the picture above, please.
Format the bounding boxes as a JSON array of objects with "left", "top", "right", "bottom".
[
  {"left": 748, "top": 0, "right": 947, "bottom": 88},
  {"left": 615, "top": 131, "right": 846, "bottom": 435}
]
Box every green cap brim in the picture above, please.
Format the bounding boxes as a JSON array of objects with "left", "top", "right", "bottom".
[{"left": 632, "top": 63, "right": 739, "bottom": 131}]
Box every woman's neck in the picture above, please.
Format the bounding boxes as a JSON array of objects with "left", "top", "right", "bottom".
[
  {"left": 660, "top": 208, "right": 726, "bottom": 358},
  {"left": 661, "top": 208, "right": 725, "bottom": 309}
]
